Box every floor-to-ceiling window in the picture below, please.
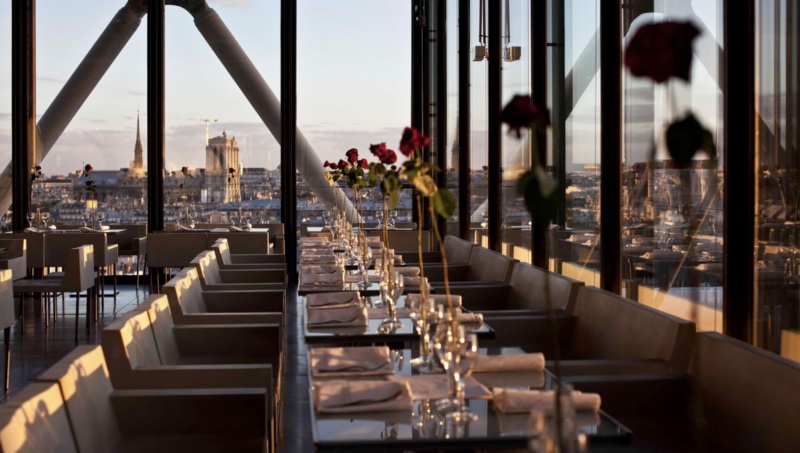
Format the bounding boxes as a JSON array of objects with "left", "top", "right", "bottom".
[
  {"left": 0, "top": 0, "right": 10, "bottom": 230},
  {"left": 165, "top": 0, "right": 281, "bottom": 228},
  {"left": 296, "top": 0, "right": 411, "bottom": 231},
  {"left": 546, "top": 0, "right": 602, "bottom": 287},
  {"left": 470, "top": 0, "right": 489, "bottom": 246},
  {"left": 755, "top": 0, "right": 800, "bottom": 361}
]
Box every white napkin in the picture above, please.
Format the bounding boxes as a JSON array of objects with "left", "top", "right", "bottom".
[
  {"left": 306, "top": 291, "right": 360, "bottom": 308},
  {"left": 473, "top": 353, "right": 545, "bottom": 373},
  {"left": 300, "top": 265, "right": 341, "bottom": 275},
  {"left": 307, "top": 304, "right": 367, "bottom": 327},
  {"left": 388, "top": 375, "right": 492, "bottom": 401},
  {"left": 309, "top": 346, "right": 393, "bottom": 377},
  {"left": 457, "top": 312, "right": 484, "bottom": 324},
  {"left": 300, "top": 236, "right": 329, "bottom": 243},
  {"left": 405, "top": 294, "right": 462, "bottom": 309},
  {"left": 491, "top": 388, "right": 601, "bottom": 414},
  {"left": 23, "top": 227, "right": 41, "bottom": 233},
  {"left": 403, "top": 276, "right": 429, "bottom": 288},
  {"left": 395, "top": 266, "right": 420, "bottom": 277},
  {"left": 314, "top": 380, "right": 413, "bottom": 414},
  {"left": 300, "top": 272, "right": 344, "bottom": 285},
  {"left": 229, "top": 226, "right": 244, "bottom": 232},
  {"left": 301, "top": 254, "right": 337, "bottom": 264}
]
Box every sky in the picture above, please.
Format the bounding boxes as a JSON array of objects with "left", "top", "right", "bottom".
[{"left": 0, "top": 0, "right": 725, "bottom": 177}]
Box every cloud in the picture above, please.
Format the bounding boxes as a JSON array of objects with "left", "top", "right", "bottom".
[{"left": 210, "top": 0, "right": 251, "bottom": 9}]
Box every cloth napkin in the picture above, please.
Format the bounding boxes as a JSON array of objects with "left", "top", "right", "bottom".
[
  {"left": 229, "top": 226, "right": 244, "bottom": 232},
  {"left": 23, "top": 227, "right": 41, "bottom": 233},
  {"left": 300, "top": 254, "right": 337, "bottom": 264},
  {"left": 491, "top": 388, "right": 601, "bottom": 414},
  {"left": 405, "top": 293, "right": 462, "bottom": 309},
  {"left": 306, "top": 291, "right": 360, "bottom": 308},
  {"left": 300, "top": 265, "right": 341, "bottom": 275},
  {"left": 314, "top": 380, "right": 413, "bottom": 414},
  {"left": 387, "top": 375, "right": 492, "bottom": 401},
  {"left": 300, "top": 237, "right": 330, "bottom": 243},
  {"left": 300, "top": 272, "right": 343, "bottom": 286},
  {"left": 307, "top": 304, "right": 367, "bottom": 327},
  {"left": 457, "top": 312, "right": 484, "bottom": 324},
  {"left": 403, "top": 276, "right": 429, "bottom": 289},
  {"left": 395, "top": 266, "right": 420, "bottom": 277},
  {"left": 309, "top": 346, "right": 393, "bottom": 377},
  {"left": 473, "top": 353, "right": 545, "bottom": 373}
]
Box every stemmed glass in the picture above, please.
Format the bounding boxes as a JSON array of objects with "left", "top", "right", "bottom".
[
  {"left": 26, "top": 212, "right": 35, "bottom": 228},
  {"left": 189, "top": 211, "right": 198, "bottom": 229},
  {"left": 390, "top": 210, "right": 399, "bottom": 229},
  {"left": 376, "top": 210, "right": 384, "bottom": 229},
  {"left": 408, "top": 293, "right": 438, "bottom": 371},
  {"left": 435, "top": 325, "right": 479, "bottom": 422},
  {"left": 380, "top": 270, "right": 404, "bottom": 329},
  {"left": 244, "top": 211, "right": 253, "bottom": 229},
  {"left": 357, "top": 245, "right": 373, "bottom": 290},
  {"left": 81, "top": 211, "right": 90, "bottom": 227},
  {"left": 96, "top": 212, "right": 105, "bottom": 228},
  {"left": 322, "top": 210, "right": 332, "bottom": 227},
  {"left": 41, "top": 212, "right": 51, "bottom": 229},
  {"left": 230, "top": 212, "right": 239, "bottom": 226}
]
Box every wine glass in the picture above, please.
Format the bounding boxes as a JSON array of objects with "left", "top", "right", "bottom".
[
  {"left": 96, "top": 212, "right": 105, "bottom": 228},
  {"left": 41, "top": 212, "right": 51, "bottom": 229},
  {"left": 26, "top": 212, "right": 35, "bottom": 228},
  {"left": 189, "top": 211, "right": 198, "bottom": 229},
  {"left": 376, "top": 210, "right": 384, "bottom": 229},
  {"left": 380, "top": 270, "right": 404, "bottom": 329},
  {"left": 390, "top": 210, "right": 399, "bottom": 229},
  {"left": 322, "top": 210, "right": 332, "bottom": 227},
  {"left": 81, "top": 211, "right": 90, "bottom": 227},
  {"left": 230, "top": 212, "right": 238, "bottom": 226},
  {"left": 436, "top": 325, "right": 479, "bottom": 422},
  {"left": 408, "top": 293, "right": 438, "bottom": 371},
  {"left": 244, "top": 211, "right": 253, "bottom": 228}
]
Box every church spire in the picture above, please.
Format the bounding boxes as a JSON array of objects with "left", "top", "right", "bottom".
[{"left": 132, "top": 110, "right": 144, "bottom": 173}]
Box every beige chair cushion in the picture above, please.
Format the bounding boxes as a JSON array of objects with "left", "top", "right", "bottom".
[
  {"left": 192, "top": 250, "right": 223, "bottom": 285},
  {"left": 102, "top": 311, "right": 161, "bottom": 389},
  {"left": 572, "top": 286, "right": 695, "bottom": 370},
  {"left": 443, "top": 235, "right": 474, "bottom": 264},
  {"left": 140, "top": 294, "right": 181, "bottom": 366},
  {"left": 146, "top": 232, "right": 208, "bottom": 268},
  {"left": 692, "top": 332, "right": 800, "bottom": 452},
  {"left": 35, "top": 345, "right": 122, "bottom": 452},
  {"left": 4, "top": 233, "right": 45, "bottom": 269},
  {"left": 0, "top": 269, "right": 15, "bottom": 330},
  {"left": 162, "top": 268, "right": 208, "bottom": 316},
  {"left": 0, "top": 382, "right": 77, "bottom": 453},
  {"left": 508, "top": 263, "right": 583, "bottom": 312},
  {"left": 467, "top": 246, "right": 518, "bottom": 283},
  {"left": 207, "top": 232, "right": 269, "bottom": 254}
]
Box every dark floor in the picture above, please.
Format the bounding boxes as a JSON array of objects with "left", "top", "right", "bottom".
[{"left": 2, "top": 279, "right": 312, "bottom": 452}]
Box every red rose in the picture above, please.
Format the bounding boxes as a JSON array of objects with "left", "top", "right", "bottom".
[
  {"left": 181, "top": 166, "right": 189, "bottom": 174},
  {"left": 399, "top": 127, "right": 430, "bottom": 156},
  {"left": 84, "top": 164, "right": 93, "bottom": 172},
  {"left": 390, "top": 165, "right": 397, "bottom": 171},
  {"left": 228, "top": 167, "right": 236, "bottom": 174},
  {"left": 329, "top": 162, "right": 338, "bottom": 169},
  {"left": 624, "top": 21, "right": 700, "bottom": 83},
  {"left": 323, "top": 160, "right": 331, "bottom": 168},
  {"left": 500, "top": 95, "right": 550, "bottom": 138},
  {"left": 381, "top": 149, "right": 398, "bottom": 165},
  {"left": 338, "top": 159, "right": 349, "bottom": 169},
  {"left": 359, "top": 158, "right": 369, "bottom": 169},
  {"left": 345, "top": 148, "right": 359, "bottom": 163},
  {"left": 369, "top": 143, "right": 387, "bottom": 158},
  {"left": 35, "top": 165, "right": 42, "bottom": 171},
  {"left": 482, "top": 166, "right": 488, "bottom": 171}
]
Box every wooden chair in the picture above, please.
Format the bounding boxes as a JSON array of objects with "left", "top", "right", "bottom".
[
  {"left": 43, "top": 232, "right": 119, "bottom": 305},
  {"left": 13, "top": 245, "right": 96, "bottom": 342}
]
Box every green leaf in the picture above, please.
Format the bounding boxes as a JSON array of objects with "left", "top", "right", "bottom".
[
  {"left": 432, "top": 188, "right": 456, "bottom": 219},
  {"left": 389, "top": 190, "right": 400, "bottom": 209},
  {"left": 517, "top": 168, "right": 558, "bottom": 229}
]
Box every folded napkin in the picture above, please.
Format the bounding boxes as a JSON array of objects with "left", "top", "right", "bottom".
[
  {"left": 47, "top": 225, "right": 57, "bottom": 230},
  {"left": 367, "top": 240, "right": 383, "bottom": 248},
  {"left": 300, "top": 236, "right": 330, "bottom": 243},
  {"left": 300, "top": 254, "right": 337, "bottom": 264},
  {"left": 23, "top": 227, "right": 41, "bottom": 233},
  {"left": 300, "top": 272, "right": 344, "bottom": 286},
  {"left": 307, "top": 304, "right": 368, "bottom": 327},
  {"left": 309, "top": 346, "right": 393, "bottom": 377},
  {"left": 300, "top": 264, "right": 341, "bottom": 275},
  {"left": 395, "top": 266, "right": 420, "bottom": 277},
  {"left": 405, "top": 294, "right": 462, "bottom": 310},
  {"left": 314, "top": 380, "right": 413, "bottom": 414},
  {"left": 388, "top": 375, "right": 492, "bottom": 401},
  {"left": 403, "top": 276, "right": 429, "bottom": 288},
  {"left": 457, "top": 312, "right": 484, "bottom": 324},
  {"left": 306, "top": 291, "right": 360, "bottom": 308},
  {"left": 229, "top": 226, "right": 244, "bottom": 232},
  {"left": 473, "top": 353, "right": 545, "bottom": 373},
  {"left": 491, "top": 388, "right": 601, "bottom": 414}
]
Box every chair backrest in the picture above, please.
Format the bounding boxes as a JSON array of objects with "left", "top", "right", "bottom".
[
  {"left": 61, "top": 245, "right": 95, "bottom": 293},
  {"left": 107, "top": 224, "right": 147, "bottom": 255},
  {"left": 206, "top": 232, "right": 270, "bottom": 254},
  {"left": 466, "top": 246, "right": 518, "bottom": 283},
  {"left": 146, "top": 231, "right": 208, "bottom": 268},
  {"left": 138, "top": 294, "right": 181, "bottom": 366},
  {"left": 161, "top": 268, "right": 208, "bottom": 318},
  {"left": 691, "top": 332, "right": 800, "bottom": 452},
  {"left": 44, "top": 233, "right": 114, "bottom": 268},
  {"left": 212, "top": 239, "right": 235, "bottom": 265},
  {"left": 572, "top": 286, "right": 696, "bottom": 370},
  {"left": 191, "top": 250, "right": 223, "bottom": 286},
  {"left": 367, "top": 230, "right": 431, "bottom": 252},
  {"left": 5, "top": 233, "right": 44, "bottom": 269},
  {"left": 101, "top": 310, "right": 161, "bottom": 389},
  {"left": 0, "top": 239, "right": 27, "bottom": 281},
  {"left": 0, "top": 382, "right": 78, "bottom": 453},
  {"left": 508, "top": 263, "right": 584, "bottom": 312},
  {"left": 443, "top": 235, "right": 475, "bottom": 264},
  {"left": 393, "top": 222, "right": 417, "bottom": 229},
  {"left": 195, "top": 223, "right": 232, "bottom": 229},
  {"left": 0, "top": 238, "right": 25, "bottom": 261},
  {"left": 0, "top": 269, "right": 16, "bottom": 330},
  {"left": 35, "top": 345, "right": 122, "bottom": 452}
]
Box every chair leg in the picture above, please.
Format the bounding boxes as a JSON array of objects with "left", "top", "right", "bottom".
[
  {"left": 74, "top": 293, "right": 80, "bottom": 343},
  {"left": 86, "top": 291, "right": 92, "bottom": 336},
  {"left": 113, "top": 263, "right": 118, "bottom": 302},
  {"left": 4, "top": 326, "right": 10, "bottom": 394},
  {"left": 44, "top": 294, "right": 50, "bottom": 328},
  {"left": 135, "top": 255, "right": 140, "bottom": 291}
]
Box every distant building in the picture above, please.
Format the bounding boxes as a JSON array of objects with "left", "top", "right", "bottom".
[
  {"left": 205, "top": 131, "right": 241, "bottom": 203},
  {"left": 130, "top": 112, "right": 145, "bottom": 178}
]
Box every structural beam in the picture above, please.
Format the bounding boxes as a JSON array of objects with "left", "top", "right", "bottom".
[
  {"left": 11, "top": 0, "right": 35, "bottom": 231},
  {"left": 281, "top": 0, "right": 298, "bottom": 278},
  {"left": 147, "top": 0, "right": 165, "bottom": 232}
]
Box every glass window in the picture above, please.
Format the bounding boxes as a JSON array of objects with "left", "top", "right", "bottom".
[
  {"left": 621, "top": 2, "right": 725, "bottom": 333},
  {"left": 0, "top": 0, "right": 10, "bottom": 230},
  {"left": 446, "top": 0, "right": 460, "bottom": 236},
  {"left": 166, "top": 1, "right": 281, "bottom": 229},
  {"left": 470, "top": 0, "right": 488, "bottom": 247},
  {"left": 755, "top": 0, "right": 800, "bottom": 361},
  {"left": 546, "top": 0, "right": 602, "bottom": 287},
  {"left": 297, "top": 1, "right": 411, "bottom": 233}
]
